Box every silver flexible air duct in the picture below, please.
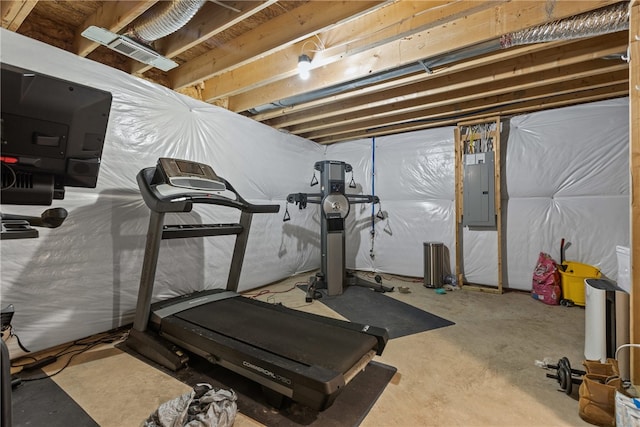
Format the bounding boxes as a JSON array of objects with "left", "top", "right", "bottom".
[
  {"left": 128, "top": 0, "right": 206, "bottom": 44},
  {"left": 501, "top": 2, "right": 629, "bottom": 48}
]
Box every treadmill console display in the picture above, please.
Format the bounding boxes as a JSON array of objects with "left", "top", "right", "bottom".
[{"left": 158, "top": 158, "right": 226, "bottom": 192}]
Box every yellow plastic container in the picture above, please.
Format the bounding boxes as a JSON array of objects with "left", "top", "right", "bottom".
[{"left": 558, "top": 261, "right": 601, "bottom": 306}]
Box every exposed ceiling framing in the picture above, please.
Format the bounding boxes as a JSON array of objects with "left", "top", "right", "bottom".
[{"left": 1, "top": 0, "right": 631, "bottom": 144}]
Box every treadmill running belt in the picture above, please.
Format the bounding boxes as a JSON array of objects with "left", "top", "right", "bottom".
[{"left": 174, "top": 297, "right": 377, "bottom": 374}]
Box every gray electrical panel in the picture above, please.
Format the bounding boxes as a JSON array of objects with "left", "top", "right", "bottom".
[{"left": 463, "top": 151, "right": 495, "bottom": 228}]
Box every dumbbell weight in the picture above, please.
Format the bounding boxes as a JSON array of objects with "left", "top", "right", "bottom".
[{"left": 546, "top": 357, "right": 585, "bottom": 395}]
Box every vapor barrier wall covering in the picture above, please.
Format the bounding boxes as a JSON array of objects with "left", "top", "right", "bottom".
[
  {"left": 324, "top": 103, "right": 629, "bottom": 288},
  {"left": 0, "top": 29, "right": 629, "bottom": 355},
  {"left": 0, "top": 29, "right": 321, "bottom": 354}
]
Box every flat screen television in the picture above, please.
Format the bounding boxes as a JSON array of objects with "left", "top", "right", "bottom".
[{"left": 1, "top": 63, "right": 112, "bottom": 205}]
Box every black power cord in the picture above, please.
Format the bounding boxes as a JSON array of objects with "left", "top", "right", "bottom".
[{"left": 11, "top": 329, "right": 127, "bottom": 383}]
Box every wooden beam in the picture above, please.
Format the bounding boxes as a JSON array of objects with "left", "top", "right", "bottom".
[
  {"left": 251, "top": 31, "right": 627, "bottom": 124},
  {"left": 300, "top": 76, "right": 627, "bottom": 140},
  {"left": 1, "top": 0, "right": 38, "bottom": 31},
  {"left": 199, "top": 0, "right": 503, "bottom": 100},
  {"left": 74, "top": 1, "right": 157, "bottom": 57},
  {"left": 629, "top": 0, "right": 640, "bottom": 384},
  {"left": 313, "top": 88, "right": 628, "bottom": 144},
  {"left": 228, "top": 0, "right": 621, "bottom": 113},
  {"left": 293, "top": 64, "right": 628, "bottom": 137},
  {"left": 268, "top": 33, "right": 628, "bottom": 131},
  {"left": 170, "top": 1, "right": 383, "bottom": 90},
  {"left": 131, "top": 0, "right": 276, "bottom": 75},
  {"left": 253, "top": 40, "right": 570, "bottom": 123}
]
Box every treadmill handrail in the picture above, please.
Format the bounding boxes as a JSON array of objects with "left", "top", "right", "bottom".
[{"left": 137, "top": 167, "right": 280, "bottom": 214}]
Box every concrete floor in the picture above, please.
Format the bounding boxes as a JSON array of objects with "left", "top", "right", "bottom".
[
  {"left": 12, "top": 272, "right": 595, "bottom": 426},
  {"left": 247, "top": 273, "right": 592, "bottom": 427}
]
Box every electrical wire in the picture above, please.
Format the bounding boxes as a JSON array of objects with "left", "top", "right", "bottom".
[
  {"left": 12, "top": 329, "right": 128, "bottom": 382},
  {"left": 242, "top": 281, "right": 307, "bottom": 299},
  {"left": 361, "top": 271, "right": 422, "bottom": 283},
  {"left": 3, "top": 325, "right": 31, "bottom": 354}
]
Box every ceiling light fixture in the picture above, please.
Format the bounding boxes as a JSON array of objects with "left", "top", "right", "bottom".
[
  {"left": 298, "top": 54, "right": 312, "bottom": 80},
  {"left": 297, "top": 36, "right": 324, "bottom": 80}
]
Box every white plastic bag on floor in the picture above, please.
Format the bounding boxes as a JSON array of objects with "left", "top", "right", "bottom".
[
  {"left": 616, "top": 390, "right": 640, "bottom": 427},
  {"left": 145, "top": 384, "right": 237, "bottom": 427}
]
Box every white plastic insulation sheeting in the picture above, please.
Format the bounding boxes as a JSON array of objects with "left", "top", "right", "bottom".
[
  {"left": 0, "top": 29, "right": 321, "bottom": 353},
  {"left": 325, "top": 130, "right": 457, "bottom": 278},
  {"left": 325, "top": 99, "right": 629, "bottom": 290},
  {"left": 504, "top": 99, "right": 629, "bottom": 288}
]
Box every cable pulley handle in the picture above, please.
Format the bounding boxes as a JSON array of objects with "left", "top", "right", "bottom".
[
  {"left": 287, "top": 192, "right": 316, "bottom": 209},
  {"left": 310, "top": 172, "right": 318, "bottom": 187},
  {"left": 283, "top": 203, "right": 291, "bottom": 222},
  {"left": 349, "top": 172, "right": 356, "bottom": 188}
]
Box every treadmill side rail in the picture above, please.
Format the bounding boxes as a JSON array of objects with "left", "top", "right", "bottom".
[{"left": 151, "top": 290, "right": 238, "bottom": 322}]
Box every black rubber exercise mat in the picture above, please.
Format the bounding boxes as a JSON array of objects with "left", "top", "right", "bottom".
[
  {"left": 301, "top": 284, "right": 455, "bottom": 339},
  {"left": 170, "top": 354, "right": 397, "bottom": 427},
  {"left": 12, "top": 372, "right": 99, "bottom": 427}
]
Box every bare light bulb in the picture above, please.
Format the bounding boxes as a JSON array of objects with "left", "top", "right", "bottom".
[{"left": 298, "top": 54, "right": 312, "bottom": 80}]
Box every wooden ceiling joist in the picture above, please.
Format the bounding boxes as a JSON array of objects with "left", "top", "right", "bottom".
[
  {"left": 1, "top": 0, "right": 38, "bottom": 31},
  {"left": 300, "top": 70, "right": 628, "bottom": 140},
  {"left": 198, "top": 0, "right": 503, "bottom": 101},
  {"left": 228, "top": 0, "right": 622, "bottom": 113},
  {"left": 265, "top": 32, "right": 628, "bottom": 134},
  {"left": 131, "top": 0, "right": 277, "bottom": 75},
  {"left": 289, "top": 64, "right": 628, "bottom": 137},
  {"left": 264, "top": 41, "right": 627, "bottom": 131},
  {"left": 169, "top": 0, "right": 383, "bottom": 90},
  {"left": 313, "top": 84, "right": 628, "bottom": 145}
]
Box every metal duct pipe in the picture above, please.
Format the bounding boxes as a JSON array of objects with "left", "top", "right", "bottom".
[
  {"left": 247, "top": 39, "right": 502, "bottom": 115},
  {"left": 248, "top": 2, "right": 628, "bottom": 116},
  {"left": 500, "top": 2, "right": 629, "bottom": 48},
  {"left": 127, "top": 0, "right": 206, "bottom": 44},
  {"left": 248, "top": 63, "right": 424, "bottom": 114}
]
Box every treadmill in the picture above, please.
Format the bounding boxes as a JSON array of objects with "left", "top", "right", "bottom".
[{"left": 126, "top": 158, "right": 388, "bottom": 410}]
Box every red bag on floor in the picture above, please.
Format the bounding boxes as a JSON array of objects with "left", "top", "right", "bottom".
[{"left": 531, "top": 252, "right": 561, "bottom": 305}]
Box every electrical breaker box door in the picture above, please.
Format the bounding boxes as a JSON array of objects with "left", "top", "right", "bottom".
[{"left": 463, "top": 152, "right": 495, "bottom": 227}]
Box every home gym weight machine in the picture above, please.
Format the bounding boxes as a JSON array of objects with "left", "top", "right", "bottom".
[{"left": 285, "top": 160, "right": 393, "bottom": 301}]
